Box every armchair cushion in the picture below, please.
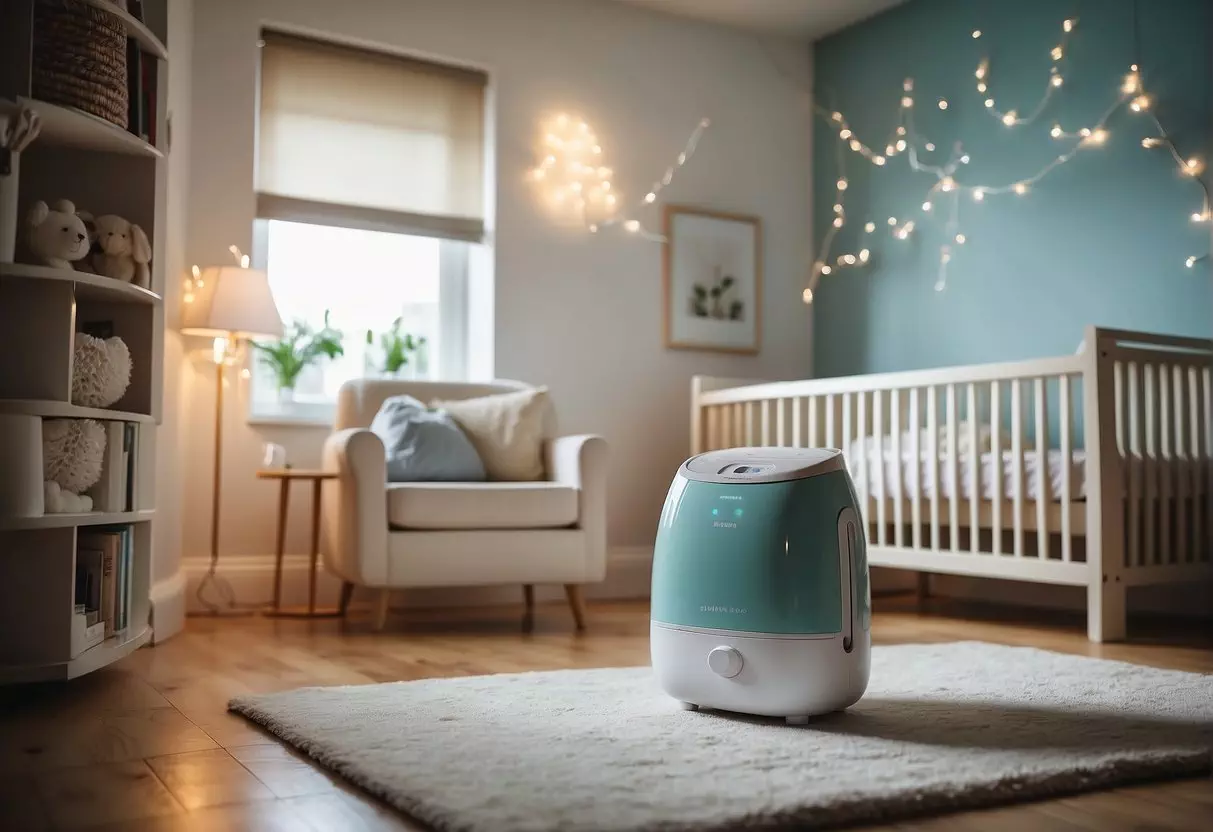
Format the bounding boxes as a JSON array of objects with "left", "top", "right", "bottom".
[
  {"left": 387, "top": 481, "right": 578, "bottom": 530},
  {"left": 369, "top": 394, "right": 485, "bottom": 482},
  {"left": 431, "top": 387, "right": 553, "bottom": 481}
]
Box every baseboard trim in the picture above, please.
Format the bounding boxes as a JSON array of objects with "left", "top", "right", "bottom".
[
  {"left": 150, "top": 568, "right": 187, "bottom": 642},
  {"left": 182, "top": 546, "right": 653, "bottom": 614}
]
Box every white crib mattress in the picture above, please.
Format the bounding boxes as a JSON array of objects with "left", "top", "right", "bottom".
[{"left": 846, "top": 444, "right": 1088, "bottom": 502}]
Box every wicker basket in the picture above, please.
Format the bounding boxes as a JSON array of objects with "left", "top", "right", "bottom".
[{"left": 31, "top": 0, "right": 129, "bottom": 129}]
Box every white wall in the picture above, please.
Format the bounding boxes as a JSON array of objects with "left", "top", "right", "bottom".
[
  {"left": 178, "top": 0, "right": 814, "bottom": 595},
  {"left": 148, "top": 0, "right": 193, "bottom": 638}
]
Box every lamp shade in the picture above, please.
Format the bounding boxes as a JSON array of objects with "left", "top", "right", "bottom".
[{"left": 180, "top": 266, "right": 284, "bottom": 339}]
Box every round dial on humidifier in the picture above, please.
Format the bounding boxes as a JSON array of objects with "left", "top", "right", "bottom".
[{"left": 707, "top": 646, "right": 743, "bottom": 678}]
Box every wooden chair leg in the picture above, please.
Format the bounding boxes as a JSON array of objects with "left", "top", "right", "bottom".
[
  {"left": 564, "top": 584, "right": 587, "bottom": 631},
  {"left": 338, "top": 581, "right": 355, "bottom": 618},
  {"left": 374, "top": 589, "right": 392, "bottom": 631},
  {"left": 523, "top": 584, "right": 535, "bottom": 611}
]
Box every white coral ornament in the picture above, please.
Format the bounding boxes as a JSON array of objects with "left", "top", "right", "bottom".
[
  {"left": 42, "top": 418, "right": 106, "bottom": 495},
  {"left": 72, "top": 333, "right": 131, "bottom": 407}
]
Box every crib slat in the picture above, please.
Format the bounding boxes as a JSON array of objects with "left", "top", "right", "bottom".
[
  {"left": 776, "top": 398, "right": 787, "bottom": 447},
  {"left": 966, "top": 383, "right": 979, "bottom": 552},
  {"left": 743, "top": 402, "right": 754, "bottom": 446},
  {"left": 843, "top": 393, "right": 854, "bottom": 485},
  {"left": 891, "top": 389, "right": 904, "bottom": 547},
  {"left": 927, "top": 385, "right": 940, "bottom": 551},
  {"left": 874, "top": 389, "right": 887, "bottom": 545},
  {"left": 791, "top": 397, "right": 803, "bottom": 447},
  {"left": 1158, "top": 364, "right": 1172, "bottom": 565},
  {"left": 1011, "top": 380, "right": 1024, "bottom": 557},
  {"left": 1060, "top": 374, "right": 1073, "bottom": 562},
  {"left": 760, "top": 399, "right": 772, "bottom": 446},
  {"left": 1204, "top": 367, "right": 1213, "bottom": 560},
  {"left": 1189, "top": 368, "right": 1204, "bottom": 562},
  {"left": 1127, "top": 363, "right": 1142, "bottom": 566},
  {"left": 1171, "top": 366, "right": 1187, "bottom": 564},
  {"left": 946, "top": 384, "right": 959, "bottom": 552},
  {"left": 809, "top": 396, "right": 820, "bottom": 447},
  {"left": 1034, "top": 377, "right": 1050, "bottom": 560},
  {"left": 990, "top": 381, "right": 1003, "bottom": 556},
  {"left": 910, "top": 387, "right": 922, "bottom": 550},
  {"left": 826, "top": 394, "right": 836, "bottom": 449},
  {"left": 857, "top": 391, "right": 869, "bottom": 527},
  {"left": 1143, "top": 365, "right": 1158, "bottom": 567}
]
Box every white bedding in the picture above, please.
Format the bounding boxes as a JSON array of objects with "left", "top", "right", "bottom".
[{"left": 846, "top": 442, "right": 1088, "bottom": 502}]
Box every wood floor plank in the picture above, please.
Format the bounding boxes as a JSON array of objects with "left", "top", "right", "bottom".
[
  {"left": 87, "top": 800, "right": 314, "bottom": 832},
  {"left": 228, "top": 743, "right": 345, "bottom": 799},
  {"left": 146, "top": 748, "right": 276, "bottom": 810},
  {"left": 0, "top": 775, "right": 52, "bottom": 830},
  {"left": 34, "top": 760, "right": 182, "bottom": 829},
  {"left": 1, "top": 599, "right": 1209, "bottom": 832},
  {"left": 0, "top": 705, "right": 217, "bottom": 775},
  {"left": 286, "top": 792, "right": 427, "bottom": 831}
]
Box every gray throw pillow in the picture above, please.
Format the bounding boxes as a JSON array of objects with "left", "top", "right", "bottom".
[{"left": 370, "top": 395, "right": 486, "bottom": 482}]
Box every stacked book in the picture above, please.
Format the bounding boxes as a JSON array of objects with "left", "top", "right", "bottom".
[
  {"left": 89, "top": 422, "right": 138, "bottom": 513},
  {"left": 73, "top": 525, "right": 136, "bottom": 655}
]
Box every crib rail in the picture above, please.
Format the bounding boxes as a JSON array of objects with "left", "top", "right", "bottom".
[
  {"left": 691, "top": 327, "right": 1213, "bottom": 587},
  {"left": 1101, "top": 332, "right": 1213, "bottom": 578}
]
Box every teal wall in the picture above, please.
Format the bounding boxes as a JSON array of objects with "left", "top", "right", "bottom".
[{"left": 813, "top": 0, "right": 1212, "bottom": 378}]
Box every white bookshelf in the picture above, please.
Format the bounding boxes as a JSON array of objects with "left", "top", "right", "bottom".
[{"left": 0, "top": 0, "right": 168, "bottom": 684}]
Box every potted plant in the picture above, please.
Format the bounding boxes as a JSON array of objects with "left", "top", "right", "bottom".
[
  {"left": 366, "top": 318, "right": 427, "bottom": 379},
  {"left": 250, "top": 310, "right": 344, "bottom": 403}
]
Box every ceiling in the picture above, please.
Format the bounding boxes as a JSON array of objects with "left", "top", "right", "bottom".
[{"left": 607, "top": 0, "right": 906, "bottom": 41}]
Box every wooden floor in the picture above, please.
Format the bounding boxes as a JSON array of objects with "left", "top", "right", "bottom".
[{"left": 0, "top": 596, "right": 1210, "bottom": 831}]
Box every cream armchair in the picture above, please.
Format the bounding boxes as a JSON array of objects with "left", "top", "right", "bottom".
[{"left": 321, "top": 379, "right": 608, "bottom": 630}]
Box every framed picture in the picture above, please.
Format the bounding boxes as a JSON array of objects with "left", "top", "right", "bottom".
[{"left": 663, "top": 205, "right": 762, "bottom": 354}]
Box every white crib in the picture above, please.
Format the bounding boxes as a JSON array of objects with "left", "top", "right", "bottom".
[{"left": 690, "top": 327, "right": 1213, "bottom": 642}]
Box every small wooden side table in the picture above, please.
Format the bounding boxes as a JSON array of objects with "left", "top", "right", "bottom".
[{"left": 257, "top": 469, "right": 340, "bottom": 618}]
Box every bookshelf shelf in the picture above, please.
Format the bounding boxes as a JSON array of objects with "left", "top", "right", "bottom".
[
  {"left": 0, "top": 98, "right": 163, "bottom": 158},
  {"left": 0, "top": 626, "right": 151, "bottom": 685},
  {"left": 81, "top": 0, "right": 169, "bottom": 60},
  {"left": 0, "top": 263, "right": 163, "bottom": 305},
  {"left": 0, "top": 400, "right": 156, "bottom": 423},
  {"left": 0, "top": 509, "right": 153, "bottom": 532}
]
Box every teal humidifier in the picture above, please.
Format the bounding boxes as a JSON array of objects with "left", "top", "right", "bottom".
[{"left": 650, "top": 447, "right": 871, "bottom": 724}]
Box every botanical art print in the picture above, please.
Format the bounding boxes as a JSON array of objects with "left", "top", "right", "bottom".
[{"left": 664, "top": 206, "right": 761, "bottom": 354}]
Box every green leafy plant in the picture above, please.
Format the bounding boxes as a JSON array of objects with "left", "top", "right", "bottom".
[
  {"left": 366, "top": 317, "right": 427, "bottom": 375},
  {"left": 250, "top": 310, "right": 344, "bottom": 391},
  {"left": 690, "top": 273, "right": 741, "bottom": 320}
]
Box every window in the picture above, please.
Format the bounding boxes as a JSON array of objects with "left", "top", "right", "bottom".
[{"left": 250, "top": 31, "right": 487, "bottom": 422}]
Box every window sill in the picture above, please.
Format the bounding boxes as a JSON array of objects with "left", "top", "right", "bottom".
[
  {"left": 248, "top": 399, "right": 335, "bottom": 428},
  {"left": 247, "top": 413, "right": 333, "bottom": 428}
]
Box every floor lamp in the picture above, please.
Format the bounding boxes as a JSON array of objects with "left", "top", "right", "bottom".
[{"left": 180, "top": 264, "right": 283, "bottom": 612}]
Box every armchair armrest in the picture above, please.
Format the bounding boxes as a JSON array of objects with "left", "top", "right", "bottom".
[
  {"left": 546, "top": 434, "right": 609, "bottom": 581},
  {"left": 321, "top": 428, "right": 390, "bottom": 587}
]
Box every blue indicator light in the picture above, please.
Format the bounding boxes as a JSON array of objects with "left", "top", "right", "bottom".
[
  {"left": 734, "top": 508, "right": 744, "bottom": 517},
  {"left": 711, "top": 508, "right": 719, "bottom": 516}
]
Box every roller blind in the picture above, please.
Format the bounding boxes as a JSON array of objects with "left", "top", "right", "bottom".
[{"left": 257, "top": 31, "right": 486, "bottom": 242}]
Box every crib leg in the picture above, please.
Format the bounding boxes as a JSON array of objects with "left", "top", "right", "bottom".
[
  {"left": 1087, "top": 578, "right": 1126, "bottom": 643},
  {"left": 915, "top": 573, "right": 931, "bottom": 603}
]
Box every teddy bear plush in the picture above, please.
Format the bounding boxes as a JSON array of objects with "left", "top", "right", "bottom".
[
  {"left": 88, "top": 214, "right": 151, "bottom": 288},
  {"left": 26, "top": 199, "right": 90, "bottom": 270}
]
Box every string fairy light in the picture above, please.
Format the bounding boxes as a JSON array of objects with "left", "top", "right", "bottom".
[
  {"left": 974, "top": 17, "right": 1078, "bottom": 128},
  {"left": 528, "top": 113, "right": 710, "bottom": 242},
  {"left": 798, "top": 7, "right": 1211, "bottom": 302}
]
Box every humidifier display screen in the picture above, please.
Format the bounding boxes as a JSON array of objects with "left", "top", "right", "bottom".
[{"left": 711, "top": 496, "right": 744, "bottom": 528}]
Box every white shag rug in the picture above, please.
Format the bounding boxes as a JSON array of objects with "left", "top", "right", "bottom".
[{"left": 229, "top": 642, "right": 1213, "bottom": 832}]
